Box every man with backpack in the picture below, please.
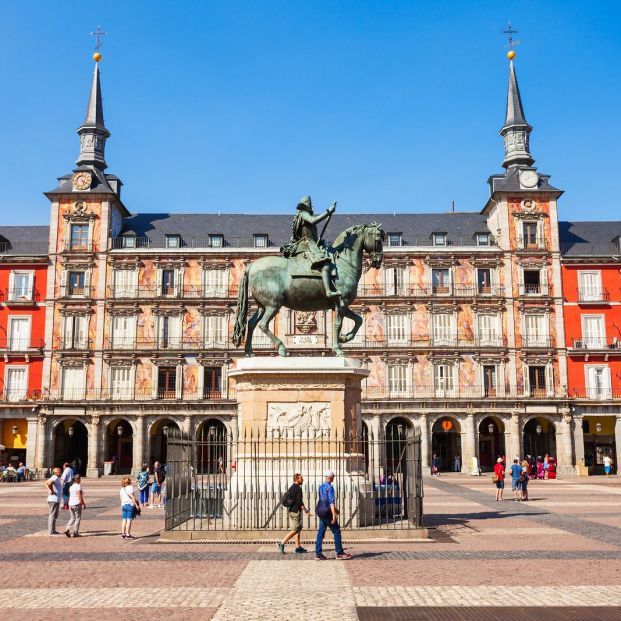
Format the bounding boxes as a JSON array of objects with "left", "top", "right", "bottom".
[
  {"left": 277, "top": 473, "right": 311, "bottom": 554},
  {"left": 315, "top": 469, "right": 352, "bottom": 560}
]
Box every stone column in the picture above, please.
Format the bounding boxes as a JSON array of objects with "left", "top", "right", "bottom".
[
  {"left": 35, "top": 415, "right": 47, "bottom": 470},
  {"left": 182, "top": 415, "right": 192, "bottom": 438},
  {"left": 87, "top": 417, "right": 101, "bottom": 478},
  {"left": 557, "top": 410, "right": 575, "bottom": 476},
  {"left": 508, "top": 412, "right": 521, "bottom": 460},
  {"left": 369, "top": 416, "right": 381, "bottom": 482},
  {"left": 462, "top": 413, "right": 476, "bottom": 473},
  {"left": 572, "top": 413, "right": 584, "bottom": 468},
  {"left": 419, "top": 413, "right": 429, "bottom": 474},
  {"left": 615, "top": 416, "right": 621, "bottom": 473},
  {"left": 25, "top": 417, "right": 38, "bottom": 469},
  {"left": 132, "top": 416, "right": 144, "bottom": 474}
]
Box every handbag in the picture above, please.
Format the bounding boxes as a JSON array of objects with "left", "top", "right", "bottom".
[
  {"left": 492, "top": 474, "right": 499, "bottom": 483},
  {"left": 315, "top": 487, "right": 331, "bottom": 519}
]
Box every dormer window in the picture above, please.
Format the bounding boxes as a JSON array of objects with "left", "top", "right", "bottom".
[
  {"left": 432, "top": 233, "right": 447, "bottom": 247},
  {"left": 476, "top": 233, "right": 490, "bottom": 246},
  {"left": 254, "top": 234, "right": 269, "bottom": 248},
  {"left": 209, "top": 234, "right": 224, "bottom": 248},
  {"left": 122, "top": 234, "right": 136, "bottom": 249},
  {"left": 387, "top": 233, "right": 402, "bottom": 247},
  {"left": 165, "top": 235, "right": 180, "bottom": 249}
]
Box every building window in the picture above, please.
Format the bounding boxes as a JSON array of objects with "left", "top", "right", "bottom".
[
  {"left": 585, "top": 365, "right": 612, "bottom": 399},
  {"left": 165, "top": 235, "right": 181, "bottom": 248},
  {"left": 159, "top": 315, "right": 180, "bottom": 349},
  {"left": 204, "top": 367, "right": 222, "bottom": 399},
  {"left": 62, "top": 366, "right": 86, "bottom": 401},
  {"left": 582, "top": 315, "right": 605, "bottom": 349},
  {"left": 5, "top": 367, "right": 28, "bottom": 402},
  {"left": 432, "top": 313, "right": 453, "bottom": 346},
  {"left": 431, "top": 268, "right": 451, "bottom": 294},
  {"left": 111, "top": 367, "right": 132, "bottom": 400},
  {"left": 157, "top": 366, "right": 177, "bottom": 399},
  {"left": 476, "top": 233, "right": 490, "bottom": 246},
  {"left": 204, "top": 315, "right": 226, "bottom": 348},
  {"left": 70, "top": 224, "right": 89, "bottom": 251},
  {"left": 253, "top": 234, "right": 268, "bottom": 248},
  {"left": 113, "top": 269, "right": 137, "bottom": 298},
  {"left": 527, "top": 365, "right": 547, "bottom": 397},
  {"left": 477, "top": 268, "right": 492, "bottom": 294},
  {"left": 434, "top": 364, "right": 454, "bottom": 396},
  {"left": 483, "top": 365, "right": 497, "bottom": 397},
  {"left": 63, "top": 315, "right": 87, "bottom": 349},
  {"left": 8, "top": 317, "right": 30, "bottom": 351},
  {"left": 387, "top": 233, "right": 402, "bottom": 247},
  {"left": 432, "top": 233, "right": 447, "bottom": 247},
  {"left": 203, "top": 269, "right": 227, "bottom": 297},
  {"left": 478, "top": 314, "right": 499, "bottom": 346},
  {"left": 521, "top": 222, "right": 539, "bottom": 249},
  {"left": 578, "top": 271, "right": 603, "bottom": 302},
  {"left": 9, "top": 271, "right": 34, "bottom": 301},
  {"left": 524, "top": 315, "right": 548, "bottom": 347},
  {"left": 209, "top": 234, "right": 224, "bottom": 248},
  {"left": 111, "top": 315, "right": 135, "bottom": 349},
  {"left": 523, "top": 269, "right": 541, "bottom": 295},
  {"left": 387, "top": 365, "right": 408, "bottom": 396},
  {"left": 68, "top": 271, "right": 86, "bottom": 296},
  {"left": 384, "top": 266, "right": 405, "bottom": 296},
  {"left": 161, "top": 269, "right": 175, "bottom": 296},
  {"left": 386, "top": 314, "right": 408, "bottom": 346},
  {"left": 122, "top": 235, "right": 136, "bottom": 248}
]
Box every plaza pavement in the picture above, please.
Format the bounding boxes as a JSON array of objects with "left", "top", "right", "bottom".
[{"left": 0, "top": 473, "right": 620, "bottom": 620}]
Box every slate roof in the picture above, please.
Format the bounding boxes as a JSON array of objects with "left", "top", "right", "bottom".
[
  {"left": 487, "top": 168, "right": 561, "bottom": 195},
  {"left": 0, "top": 225, "right": 49, "bottom": 255},
  {"left": 119, "top": 212, "right": 494, "bottom": 248},
  {"left": 559, "top": 221, "right": 621, "bottom": 257}
]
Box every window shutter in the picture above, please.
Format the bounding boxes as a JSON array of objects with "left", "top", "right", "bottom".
[
  {"left": 63, "top": 316, "right": 74, "bottom": 348},
  {"left": 176, "top": 364, "right": 183, "bottom": 398},
  {"left": 8, "top": 271, "right": 15, "bottom": 299},
  {"left": 156, "top": 269, "right": 163, "bottom": 294},
  {"left": 524, "top": 366, "right": 530, "bottom": 397},
  {"left": 545, "top": 365, "right": 553, "bottom": 397},
  {"left": 83, "top": 270, "right": 91, "bottom": 297},
  {"left": 60, "top": 270, "right": 68, "bottom": 296}
]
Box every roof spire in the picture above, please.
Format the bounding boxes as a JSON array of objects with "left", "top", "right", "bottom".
[
  {"left": 76, "top": 29, "right": 110, "bottom": 170},
  {"left": 499, "top": 25, "right": 533, "bottom": 169}
]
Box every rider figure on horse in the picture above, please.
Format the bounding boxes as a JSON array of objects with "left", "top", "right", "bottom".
[{"left": 283, "top": 196, "right": 341, "bottom": 299}]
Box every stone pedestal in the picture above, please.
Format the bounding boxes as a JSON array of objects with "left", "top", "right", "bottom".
[{"left": 226, "top": 357, "right": 371, "bottom": 528}]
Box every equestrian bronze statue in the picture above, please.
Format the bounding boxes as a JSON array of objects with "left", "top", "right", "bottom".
[{"left": 232, "top": 197, "right": 385, "bottom": 356}]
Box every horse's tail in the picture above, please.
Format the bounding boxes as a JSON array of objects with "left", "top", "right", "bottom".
[{"left": 232, "top": 267, "right": 249, "bottom": 347}]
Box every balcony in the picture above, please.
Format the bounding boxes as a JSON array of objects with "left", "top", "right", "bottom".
[
  {"left": 521, "top": 335, "right": 552, "bottom": 349},
  {"left": 106, "top": 284, "right": 238, "bottom": 300},
  {"left": 355, "top": 284, "right": 504, "bottom": 299},
  {"left": 44, "top": 387, "right": 235, "bottom": 402},
  {"left": 517, "top": 236, "right": 547, "bottom": 251},
  {"left": 59, "top": 285, "right": 92, "bottom": 300},
  {"left": 104, "top": 336, "right": 229, "bottom": 351},
  {"left": 362, "top": 384, "right": 561, "bottom": 400},
  {"left": 343, "top": 335, "right": 506, "bottom": 349},
  {"left": 570, "top": 387, "right": 621, "bottom": 400},
  {"left": 62, "top": 241, "right": 94, "bottom": 254},
  {"left": 570, "top": 337, "right": 621, "bottom": 353},
  {"left": 58, "top": 337, "right": 92, "bottom": 351},
  {"left": 519, "top": 283, "right": 550, "bottom": 297},
  {"left": 0, "top": 338, "right": 45, "bottom": 354},
  {"left": 0, "top": 389, "right": 42, "bottom": 403},
  {"left": 577, "top": 288, "right": 610, "bottom": 304},
  {"left": 2, "top": 288, "right": 41, "bottom": 305}
]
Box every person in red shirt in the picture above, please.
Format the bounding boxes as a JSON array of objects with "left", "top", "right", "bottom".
[{"left": 493, "top": 457, "right": 505, "bottom": 501}]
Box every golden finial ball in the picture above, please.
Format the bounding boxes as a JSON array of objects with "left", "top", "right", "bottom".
[
  {"left": 93, "top": 52, "right": 102, "bottom": 62},
  {"left": 507, "top": 50, "right": 516, "bottom": 61}
]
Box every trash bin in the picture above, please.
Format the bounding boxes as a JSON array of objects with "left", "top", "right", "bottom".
[{"left": 103, "top": 461, "right": 114, "bottom": 476}]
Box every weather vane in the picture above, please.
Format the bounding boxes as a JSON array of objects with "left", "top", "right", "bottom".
[
  {"left": 90, "top": 25, "right": 107, "bottom": 62},
  {"left": 503, "top": 21, "right": 520, "bottom": 60}
]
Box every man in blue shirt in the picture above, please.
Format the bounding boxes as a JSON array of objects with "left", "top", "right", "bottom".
[
  {"left": 315, "top": 469, "right": 352, "bottom": 560},
  {"left": 509, "top": 458, "right": 522, "bottom": 501}
]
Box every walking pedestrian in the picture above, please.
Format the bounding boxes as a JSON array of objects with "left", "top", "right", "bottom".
[
  {"left": 509, "top": 458, "right": 522, "bottom": 501},
  {"left": 45, "top": 467, "right": 63, "bottom": 535},
  {"left": 60, "top": 462, "right": 74, "bottom": 510},
  {"left": 431, "top": 453, "right": 440, "bottom": 476},
  {"left": 65, "top": 475, "right": 86, "bottom": 537},
  {"left": 453, "top": 455, "right": 461, "bottom": 472},
  {"left": 120, "top": 476, "right": 140, "bottom": 539},
  {"left": 493, "top": 457, "right": 505, "bottom": 501},
  {"left": 314, "top": 469, "right": 351, "bottom": 560},
  {"left": 150, "top": 461, "right": 165, "bottom": 508},
  {"left": 137, "top": 465, "right": 151, "bottom": 507},
  {"left": 277, "top": 473, "right": 311, "bottom": 554},
  {"left": 520, "top": 460, "right": 530, "bottom": 501}
]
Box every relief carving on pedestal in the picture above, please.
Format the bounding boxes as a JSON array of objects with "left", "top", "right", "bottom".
[{"left": 267, "top": 402, "right": 331, "bottom": 436}]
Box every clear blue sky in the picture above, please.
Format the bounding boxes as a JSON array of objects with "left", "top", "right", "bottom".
[{"left": 1, "top": 1, "right": 620, "bottom": 225}]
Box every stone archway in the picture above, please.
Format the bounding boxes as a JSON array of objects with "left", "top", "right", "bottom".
[
  {"left": 105, "top": 418, "right": 134, "bottom": 474},
  {"left": 196, "top": 418, "right": 228, "bottom": 474},
  {"left": 384, "top": 417, "right": 413, "bottom": 478},
  {"left": 478, "top": 416, "right": 506, "bottom": 472},
  {"left": 431, "top": 416, "right": 462, "bottom": 472},
  {"left": 53, "top": 419, "right": 88, "bottom": 475},
  {"left": 523, "top": 417, "right": 557, "bottom": 463},
  {"left": 149, "top": 418, "right": 180, "bottom": 467}
]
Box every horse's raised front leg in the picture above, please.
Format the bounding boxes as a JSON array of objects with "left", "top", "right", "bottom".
[
  {"left": 332, "top": 305, "right": 345, "bottom": 357},
  {"left": 245, "top": 306, "right": 264, "bottom": 357},
  {"left": 339, "top": 305, "right": 363, "bottom": 344},
  {"left": 258, "top": 305, "right": 287, "bottom": 357}
]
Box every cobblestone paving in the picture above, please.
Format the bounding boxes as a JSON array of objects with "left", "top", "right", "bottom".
[{"left": 0, "top": 474, "right": 619, "bottom": 619}]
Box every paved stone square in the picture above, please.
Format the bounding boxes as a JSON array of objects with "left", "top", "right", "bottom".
[{"left": 0, "top": 474, "right": 620, "bottom": 620}]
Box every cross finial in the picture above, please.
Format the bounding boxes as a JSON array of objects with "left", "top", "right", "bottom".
[
  {"left": 90, "top": 25, "right": 107, "bottom": 52},
  {"left": 503, "top": 21, "right": 520, "bottom": 50}
]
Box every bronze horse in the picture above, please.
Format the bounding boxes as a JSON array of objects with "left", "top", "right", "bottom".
[{"left": 232, "top": 223, "right": 385, "bottom": 356}]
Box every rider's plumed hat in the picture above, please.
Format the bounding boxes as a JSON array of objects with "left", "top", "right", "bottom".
[{"left": 296, "top": 196, "right": 313, "bottom": 212}]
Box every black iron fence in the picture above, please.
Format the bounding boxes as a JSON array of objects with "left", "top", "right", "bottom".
[{"left": 164, "top": 428, "right": 423, "bottom": 533}]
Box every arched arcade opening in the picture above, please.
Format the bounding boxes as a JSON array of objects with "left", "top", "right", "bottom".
[
  {"left": 53, "top": 419, "right": 88, "bottom": 475},
  {"left": 196, "top": 419, "right": 228, "bottom": 474},
  {"left": 105, "top": 419, "right": 134, "bottom": 474},
  {"left": 523, "top": 417, "right": 556, "bottom": 461},
  {"left": 431, "top": 416, "right": 462, "bottom": 472},
  {"left": 149, "top": 418, "right": 180, "bottom": 467},
  {"left": 478, "top": 416, "right": 505, "bottom": 472}
]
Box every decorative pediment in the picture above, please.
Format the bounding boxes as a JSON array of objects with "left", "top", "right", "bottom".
[
  {"left": 517, "top": 256, "right": 548, "bottom": 267},
  {"left": 198, "top": 305, "right": 228, "bottom": 317},
  {"left": 59, "top": 307, "right": 94, "bottom": 317},
  {"left": 199, "top": 257, "right": 231, "bottom": 269},
  {"left": 470, "top": 255, "right": 503, "bottom": 268},
  {"left": 519, "top": 303, "right": 551, "bottom": 314},
  {"left": 106, "top": 357, "right": 137, "bottom": 368},
  {"left": 150, "top": 356, "right": 184, "bottom": 366},
  {"left": 152, "top": 304, "right": 185, "bottom": 316},
  {"left": 107, "top": 305, "right": 141, "bottom": 317},
  {"left": 424, "top": 255, "right": 456, "bottom": 268},
  {"left": 58, "top": 356, "right": 89, "bottom": 367},
  {"left": 512, "top": 199, "right": 547, "bottom": 220},
  {"left": 109, "top": 257, "right": 142, "bottom": 270},
  {"left": 429, "top": 352, "right": 460, "bottom": 364},
  {"left": 426, "top": 301, "right": 458, "bottom": 314},
  {"left": 154, "top": 258, "right": 186, "bottom": 269},
  {"left": 472, "top": 300, "right": 505, "bottom": 313},
  {"left": 63, "top": 201, "right": 98, "bottom": 222},
  {"left": 473, "top": 353, "right": 508, "bottom": 364},
  {"left": 522, "top": 354, "right": 553, "bottom": 365},
  {"left": 197, "top": 355, "right": 227, "bottom": 367},
  {"left": 61, "top": 260, "right": 94, "bottom": 269}
]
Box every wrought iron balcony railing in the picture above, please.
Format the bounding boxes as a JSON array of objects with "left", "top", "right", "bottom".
[
  {"left": 521, "top": 336, "right": 552, "bottom": 348},
  {"left": 343, "top": 335, "right": 507, "bottom": 349},
  {"left": 104, "top": 336, "right": 230, "bottom": 350},
  {"left": 577, "top": 288, "right": 610, "bottom": 303},
  {"left": 0, "top": 389, "right": 42, "bottom": 403},
  {"left": 57, "top": 337, "right": 92, "bottom": 350},
  {"left": 516, "top": 236, "right": 547, "bottom": 251},
  {"left": 570, "top": 337, "right": 621, "bottom": 351},
  {"left": 59, "top": 285, "right": 92, "bottom": 299},
  {"left": 62, "top": 241, "right": 94, "bottom": 253},
  {"left": 569, "top": 387, "right": 621, "bottom": 400},
  {"left": 44, "top": 387, "right": 234, "bottom": 402},
  {"left": 3, "top": 288, "right": 41, "bottom": 303},
  {"left": 0, "top": 338, "right": 45, "bottom": 352},
  {"left": 362, "top": 384, "right": 563, "bottom": 400},
  {"left": 519, "top": 284, "right": 550, "bottom": 296},
  {"left": 106, "top": 284, "right": 238, "bottom": 300},
  {"left": 355, "top": 284, "right": 505, "bottom": 298}
]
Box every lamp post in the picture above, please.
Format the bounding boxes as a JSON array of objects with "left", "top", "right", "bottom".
[
  {"left": 595, "top": 419, "right": 603, "bottom": 434},
  {"left": 488, "top": 422, "right": 495, "bottom": 434},
  {"left": 67, "top": 425, "right": 74, "bottom": 464}
]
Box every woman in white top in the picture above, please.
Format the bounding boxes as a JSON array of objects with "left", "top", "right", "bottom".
[
  {"left": 120, "top": 476, "right": 140, "bottom": 539},
  {"left": 65, "top": 475, "right": 86, "bottom": 537}
]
